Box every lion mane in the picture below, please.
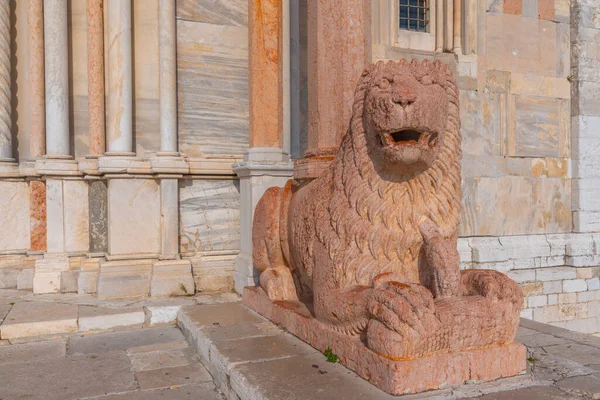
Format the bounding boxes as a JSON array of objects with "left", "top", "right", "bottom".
[{"left": 314, "top": 60, "right": 462, "bottom": 288}]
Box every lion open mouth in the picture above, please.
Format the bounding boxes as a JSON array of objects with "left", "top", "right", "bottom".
[{"left": 382, "top": 129, "right": 439, "bottom": 147}]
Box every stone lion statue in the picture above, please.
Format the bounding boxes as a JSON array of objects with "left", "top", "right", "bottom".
[{"left": 252, "top": 59, "right": 523, "bottom": 359}]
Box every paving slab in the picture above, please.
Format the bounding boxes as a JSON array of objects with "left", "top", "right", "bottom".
[
  {"left": 555, "top": 373, "right": 600, "bottom": 399},
  {"left": 91, "top": 383, "right": 223, "bottom": 399},
  {"left": 78, "top": 305, "right": 145, "bottom": 332},
  {"left": 68, "top": 326, "right": 185, "bottom": 355},
  {"left": 0, "top": 301, "right": 78, "bottom": 339},
  {"left": 0, "top": 339, "right": 66, "bottom": 365},
  {"left": 0, "top": 350, "right": 136, "bottom": 400},
  {"left": 542, "top": 343, "right": 600, "bottom": 366},
  {"left": 0, "top": 303, "right": 11, "bottom": 323},
  {"left": 135, "top": 363, "right": 213, "bottom": 390},
  {"left": 473, "top": 386, "right": 577, "bottom": 399},
  {"left": 214, "top": 334, "right": 318, "bottom": 366},
  {"left": 127, "top": 339, "right": 189, "bottom": 354},
  {"left": 180, "top": 303, "right": 265, "bottom": 328},
  {"left": 130, "top": 349, "right": 190, "bottom": 372},
  {"left": 517, "top": 332, "right": 570, "bottom": 348},
  {"left": 230, "top": 352, "right": 396, "bottom": 400}
]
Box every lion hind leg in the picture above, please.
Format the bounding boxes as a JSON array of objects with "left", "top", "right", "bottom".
[{"left": 252, "top": 184, "right": 298, "bottom": 301}]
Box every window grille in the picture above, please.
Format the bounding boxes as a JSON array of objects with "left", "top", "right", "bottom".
[{"left": 399, "top": 0, "right": 429, "bottom": 33}]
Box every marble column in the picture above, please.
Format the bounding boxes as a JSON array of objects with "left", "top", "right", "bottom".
[
  {"left": 453, "top": 0, "right": 461, "bottom": 54},
  {"left": 295, "top": 0, "right": 371, "bottom": 179},
  {"left": 435, "top": 0, "right": 444, "bottom": 52},
  {"left": 158, "top": 0, "right": 177, "bottom": 155},
  {"left": 87, "top": 0, "right": 105, "bottom": 156},
  {"left": 444, "top": 0, "right": 454, "bottom": 52},
  {"left": 0, "top": 1, "right": 12, "bottom": 162},
  {"left": 233, "top": 0, "right": 294, "bottom": 292},
  {"left": 44, "top": 0, "right": 70, "bottom": 157},
  {"left": 28, "top": 0, "right": 45, "bottom": 159},
  {"left": 106, "top": 0, "right": 133, "bottom": 155}
]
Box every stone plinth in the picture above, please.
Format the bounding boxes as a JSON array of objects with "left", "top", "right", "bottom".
[{"left": 243, "top": 287, "right": 527, "bottom": 395}]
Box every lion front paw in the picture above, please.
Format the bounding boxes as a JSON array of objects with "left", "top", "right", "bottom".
[
  {"left": 366, "top": 282, "right": 438, "bottom": 340},
  {"left": 461, "top": 269, "right": 523, "bottom": 308}
]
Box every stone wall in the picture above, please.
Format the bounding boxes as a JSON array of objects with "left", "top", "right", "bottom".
[{"left": 371, "top": 0, "right": 600, "bottom": 336}]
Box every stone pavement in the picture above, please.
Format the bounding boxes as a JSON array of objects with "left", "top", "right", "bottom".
[{"left": 1, "top": 289, "right": 600, "bottom": 399}]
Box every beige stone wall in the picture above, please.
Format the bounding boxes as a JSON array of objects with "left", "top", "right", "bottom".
[{"left": 372, "top": 0, "right": 572, "bottom": 238}]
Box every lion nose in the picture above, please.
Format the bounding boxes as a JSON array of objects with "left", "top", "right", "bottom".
[{"left": 392, "top": 89, "right": 417, "bottom": 106}]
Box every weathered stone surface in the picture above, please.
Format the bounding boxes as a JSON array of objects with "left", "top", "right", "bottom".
[
  {"left": 543, "top": 343, "right": 600, "bottom": 366},
  {"left": 214, "top": 334, "right": 316, "bottom": 366},
  {"left": 0, "top": 302, "right": 77, "bottom": 339},
  {"left": 190, "top": 254, "right": 236, "bottom": 292},
  {"left": 177, "top": 19, "right": 249, "bottom": 156},
  {"left": 89, "top": 180, "right": 108, "bottom": 254},
  {"left": 78, "top": 306, "right": 145, "bottom": 332},
  {"left": 179, "top": 303, "right": 264, "bottom": 329},
  {"left": 96, "top": 383, "right": 223, "bottom": 400},
  {"left": 68, "top": 326, "right": 185, "bottom": 355},
  {"left": 108, "top": 179, "right": 160, "bottom": 255},
  {"left": 230, "top": 352, "right": 395, "bottom": 400},
  {"left": 97, "top": 260, "right": 153, "bottom": 299},
  {"left": 0, "top": 351, "right": 136, "bottom": 400},
  {"left": 30, "top": 180, "right": 47, "bottom": 252},
  {"left": 476, "top": 386, "right": 576, "bottom": 399},
  {"left": 179, "top": 179, "right": 241, "bottom": 254},
  {"left": 517, "top": 332, "right": 569, "bottom": 348},
  {"left": 135, "top": 363, "right": 213, "bottom": 391},
  {"left": 0, "top": 339, "right": 66, "bottom": 365},
  {"left": 130, "top": 349, "right": 189, "bottom": 372},
  {"left": 150, "top": 260, "right": 195, "bottom": 297},
  {"left": 63, "top": 180, "right": 90, "bottom": 253},
  {"left": 0, "top": 181, "right": 30, "bottom": 252},
  {"left": 176, "top": 0, "right": 247, "bottom": 26},
  {"left": 556, "top": 373, "right": 600, "bottom": 399}
]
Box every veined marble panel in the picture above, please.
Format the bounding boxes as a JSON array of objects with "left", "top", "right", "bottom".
[
  {"left": 179, "top": 179, "right": 240, "bottom": 253},
  {"left": 514, "top": 95, "right": 561, "bottom": 158},
  {"left": 108, "top": 179, "right": 161, "bottom": 255},
  {"left": 177, "top": 20, "right": 249, "bottom": 157},
  {"left": 0, "top": 182, "right": 30, "bottom": 252},
  {"left": 460, "top": 176, "right": 571, "bottom": 237},
  {"left": 460, "top": 89, "right": 503, "bottom": 157},
  {"left": 176, "top": 0, "right": 248, "bottom": 27},
  {"left": 63, "top": 180, "right": 90, "bottom": 253},
  {"left": 89, "top": 180, "right": 108, "bottom": 254}
]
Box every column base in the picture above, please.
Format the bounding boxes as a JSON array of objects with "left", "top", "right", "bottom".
[
  {"left": 0, "top": 160, "right": 20, "bottom": 178},
  {"left": 33, "top": 254, "right": 70, "bottom": 294},
  {"left": 151, "top": 155, "right": 189, "bottom": 174},
  {"left": 78, "top": 257, "right": 101, "bottom": 294},
  {"left": 233, "top": 252, "right": 256, "bottom": 294},
  {"left": 35, "top": 157, "right": 81, "bottom": 176},
  {"left": 97, "top": 259, "right": 153, "bottom": 299},
  {"left": 233, "top": 149, "right": 293, "bottom": 294},
  {"left": 150, "top": 260, "right": 195, "bottom": 297}
]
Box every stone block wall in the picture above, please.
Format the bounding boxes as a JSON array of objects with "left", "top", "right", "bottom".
[{"left": 371, "top": 0, "right": 600, "bottom": 336}]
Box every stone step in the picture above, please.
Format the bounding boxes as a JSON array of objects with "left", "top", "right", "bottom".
[
  {"left": 177, "top": 302, "right": 535, "bottom": 400},
  {"left": 0, "top": 296, "right": 201, "bottom": 341}
]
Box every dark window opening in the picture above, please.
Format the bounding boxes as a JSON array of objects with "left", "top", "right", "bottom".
[{"left": 399, "top": 0, "right": 429, "bottom": 33}]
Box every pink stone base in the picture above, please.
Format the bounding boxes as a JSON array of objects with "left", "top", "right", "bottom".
[{"left": 243, "top": 287, "right": 527, "bottom": 396}]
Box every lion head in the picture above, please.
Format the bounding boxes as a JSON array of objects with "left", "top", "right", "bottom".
[
  {"left": 324, "top": 59, "right": 462, "bottom": 287},
  {"left": 362, "top": 60, "right": 453, "bottom": 175}
]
